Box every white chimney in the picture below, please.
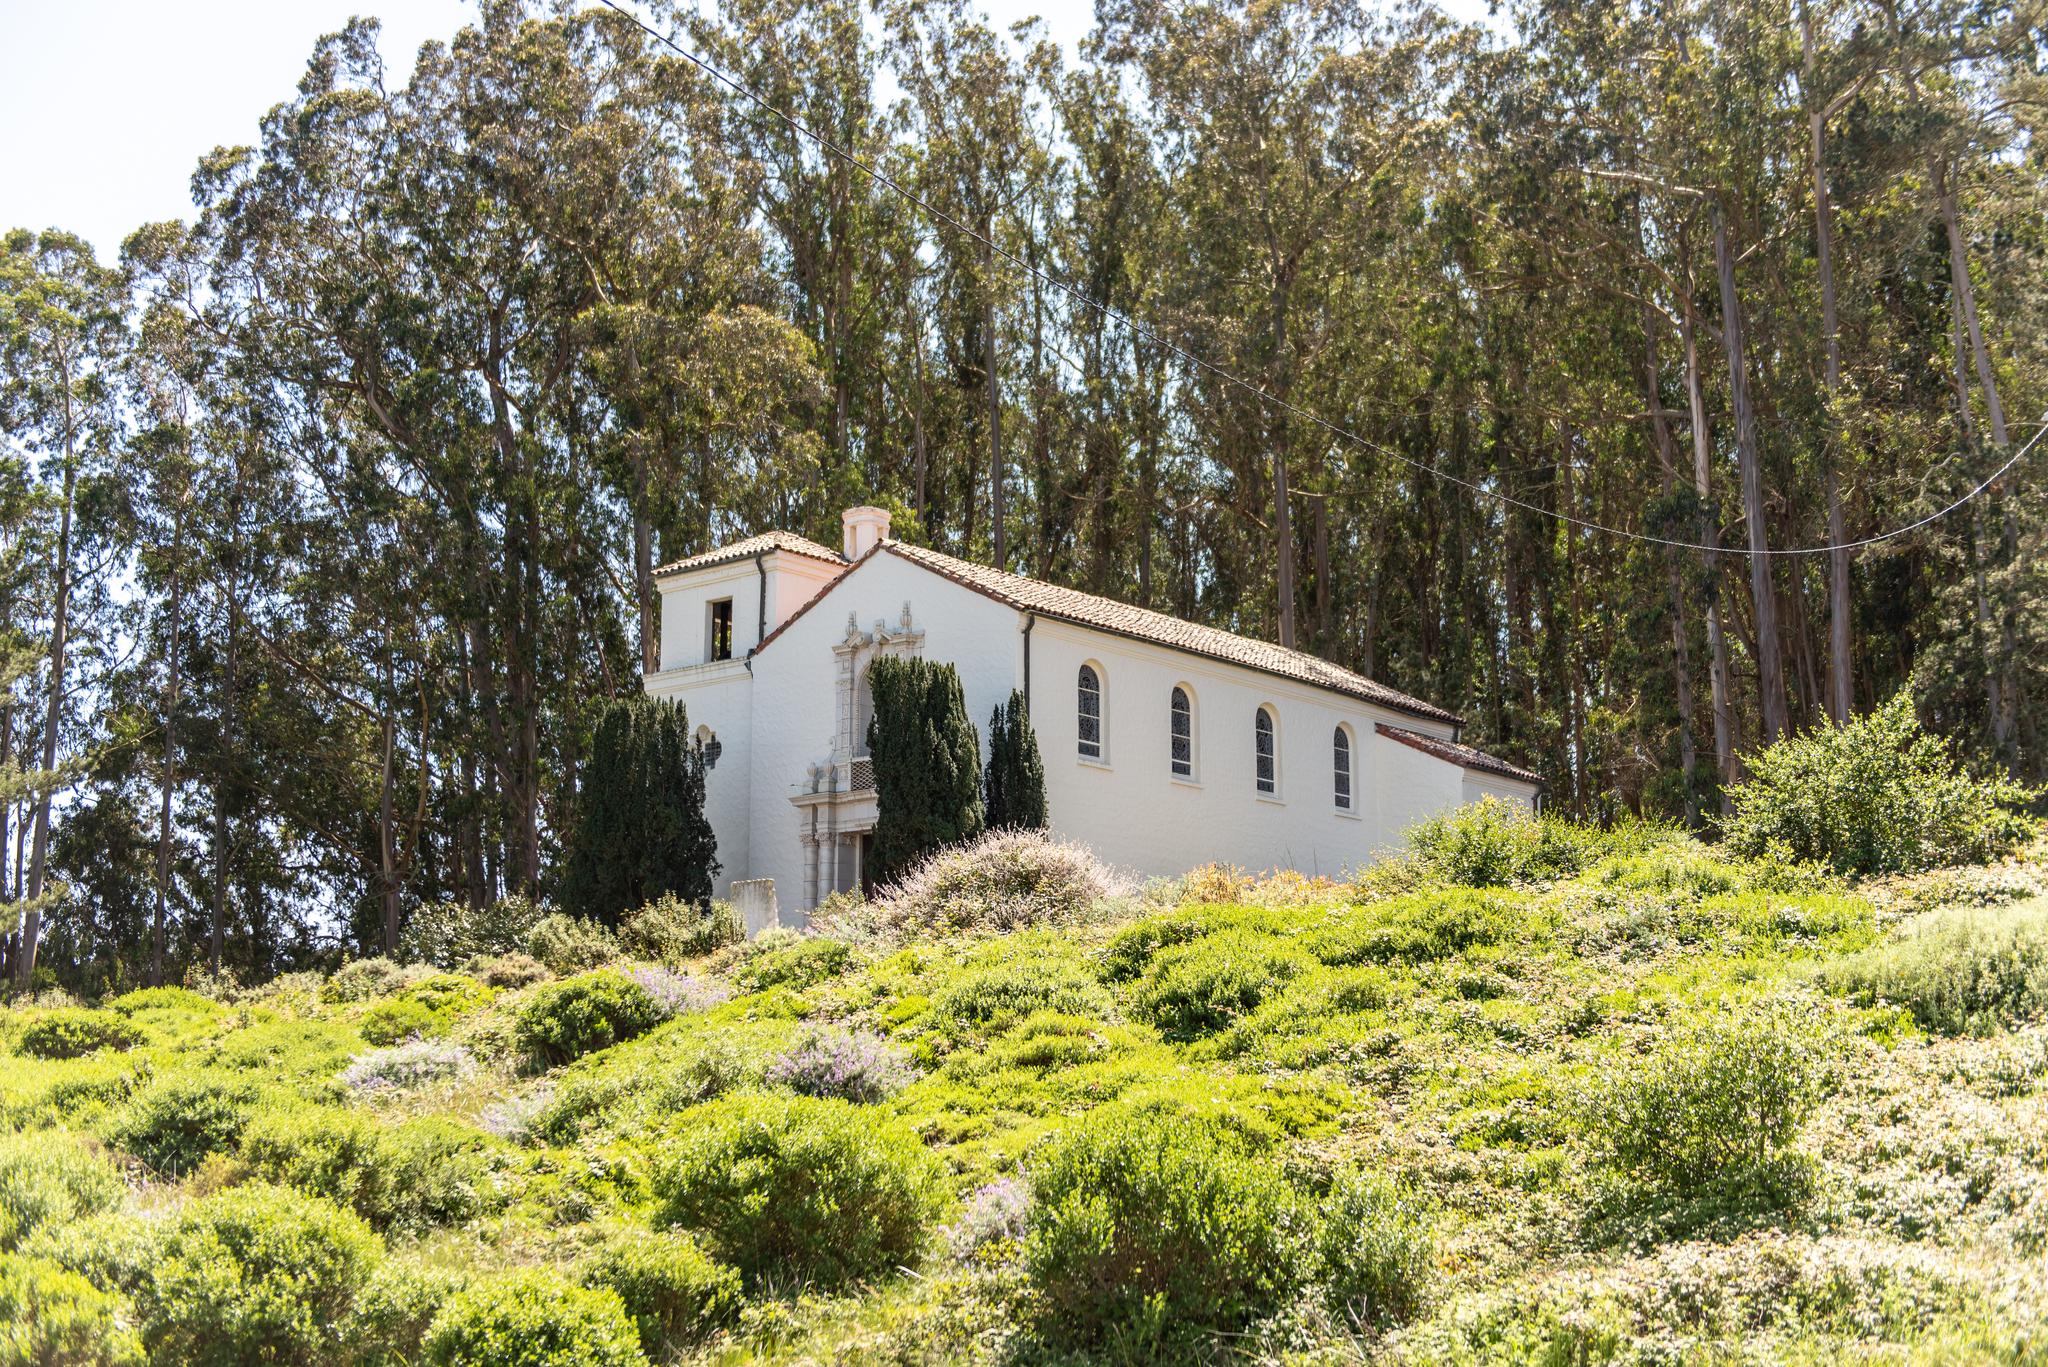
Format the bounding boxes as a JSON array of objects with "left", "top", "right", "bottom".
[{"left": 841, "top": 505, "right": 892, "bottom": 560}]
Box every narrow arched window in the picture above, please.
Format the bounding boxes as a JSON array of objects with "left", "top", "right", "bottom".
[
  {"left": 1170, "top": 686, "right": 1193, "bottom": 778},
  {"left": 1255, "top": 707, "right": 1277, "bottom": 794},
  {"left": 1078, "top": 664, "right": 1103, "bottom": 760},
  {"left": 1333, "top": 726, "right": 1353, "bottom": 810}
]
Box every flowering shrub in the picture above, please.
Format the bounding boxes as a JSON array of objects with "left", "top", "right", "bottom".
[
  {"left": 849, "top": 829, "right": 1120, "bottom": 939},
  {"left": 766, "top": 1026, "right": 914, "bottom": 1103},
  {"left": 946, "top": 1177, "right": 1030, "bottom": 1260},
  {"left": 464, "top": 952, "right": 551, "bottom": 989},
  {"left": 622, "top": 966, "right": 729, "bottom": 1020},
  {"left": 479, "top": 1085, "right": 554, "bottom": 1144},
  {"left": 339, "top": 1040, "right": 475, "bottom": 1095}
]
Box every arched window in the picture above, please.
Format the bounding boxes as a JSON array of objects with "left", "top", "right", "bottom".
[
  {"left": 1254, "top": 706, "right": 1278, "bottom": 794},
  {"left": 1170, "top": 686, "right": 1194, "bottom": 778},
  {"left": 1078, "top": 664, "right": 1103, "bottom": 760},
  {"left": 1333, "top": 726, "right": 1353, "bottom": 810}
]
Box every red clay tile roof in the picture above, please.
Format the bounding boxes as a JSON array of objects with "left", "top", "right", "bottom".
[
  {"left": 883, "top": 541, "right": 1462, "bottom": 726},
  {"left": 1376, "top": 723, "right": 1541, "bottom": 787},
  {"left": 654, "top": 531, "right": 843, "bottom": 579}
]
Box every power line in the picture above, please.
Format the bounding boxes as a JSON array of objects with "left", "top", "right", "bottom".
[{"left": 596, "top": 0, "right": 2041, "bottom": 559}]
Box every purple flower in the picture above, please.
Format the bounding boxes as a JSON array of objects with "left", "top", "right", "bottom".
[
  {"left": 765, "top": 1026, "right": 914, "bottom": 1103},
  {"left": 625, "top": 965, "right": 729, "bottom": 1019},
  {"left": 948, "top": 1177, "right": 1031, "bottom": 1257}
]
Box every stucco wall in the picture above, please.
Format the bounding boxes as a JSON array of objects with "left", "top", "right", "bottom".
[
  {"left": 655, "top": 549, "right": 842, "bottom": 672},
  {"left": 744, "top": 551, "right": 1026, "bottom": 911},
  {"left": 649, "top": 542, "right": 1539, "bottom": 911},
  {"left": 642, "top": 657, "right": 755, "bottom": 899},
  {"left": 1462, "top": 771, "right": 1540, "bottom": 809},
  {"left": 1027, "top": 618, "right": 1469, "bottom": 881}
]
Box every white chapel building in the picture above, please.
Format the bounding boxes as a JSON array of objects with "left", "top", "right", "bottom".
[{"left": 643, "top": 506, "right": 1540, "bottom": 916}]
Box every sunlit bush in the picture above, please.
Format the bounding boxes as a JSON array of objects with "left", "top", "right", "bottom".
[
  {"left": 579, "top": 1228, "right": 742, "bottom": 1357},
  {"left": 1721, "top": 691, "right": 2038, "bottom": 874},
  {"left": 422, "top": 1269, "right": 645, "bottom": 1367},
  {"left": 1823, "top": 899, "right": 2048, "bottom": 1035},
  {"left": 654, "top": 1094, "right": 943, "bottom": 1285},
  {"left": 16, "top": 1009, "right": 145, "bottom": 1060},
  {"left": 524, "top": 915, "right": 621, "bottom": 977},
  {"left": 515, "top": 970, "right": 663, "bottom": 1066},
  {"left": 0, "top": 1251, "right": 143, "bottom": 1366},
  {"left": 617, "top": 894, "right": 743, "bottom": 962},
  {"left": 0, "top": 1130, "right": 124, "bottom": 1251}
]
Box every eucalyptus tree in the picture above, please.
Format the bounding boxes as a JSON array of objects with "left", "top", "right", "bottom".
[{"left": 0, "top": 229, "right": 129, "bottom": 988}]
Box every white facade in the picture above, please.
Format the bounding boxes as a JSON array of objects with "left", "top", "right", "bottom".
[{"left": 645, "top": 509, "right": 1540, "bottom": 916}]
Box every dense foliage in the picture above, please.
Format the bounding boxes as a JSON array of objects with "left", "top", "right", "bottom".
[
  {"left": 866, "top": 656, "right": 986, "bottom": 886},
  {"left": 2, "top": 825, "right": 2047, "bottom": 1362},
  {"left": 1722, "top": 691, "right": 2040, "bottom": 874},
  {"left": 982, "top": 689, "right": 1048, "bottom": 831},
  {"left": 558, "top": 698, "right": 718, "bottom": 925},
  {"left": 5, "top": 0, "right": 2047, "bottom": 1001}
]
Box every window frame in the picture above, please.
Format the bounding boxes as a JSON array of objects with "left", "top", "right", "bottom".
[
  {"left": 1333, "top": 723, "right": 1356, "bottom": 814},
  {"left": 1077, "top": 662, "right": 1106, "bottom": 763},
  {"left": 707, "top": 597, "right": 735, "bottom": 662},
  {"left": 1169, "top": 684, "right": 1197, "bottom": 781},
  {"left": 1254, "top": 705, "right": 1280, "bottom": 797}
]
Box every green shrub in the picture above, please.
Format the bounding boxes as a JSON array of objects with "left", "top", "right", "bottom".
[
  {"left": 1304, "top": 889, "right": 1524, "bottom": 965},
  {"left": 731, "top": 935, "right": 853, "bottom": 992},
  {"left": 343, "top": 1259, "right": 467, "bottom": 1367},
  {"left": 515, "top": 970, "right": 663, "bottom": 1066},
  {"left": 580, "top": 1228, "right": 742, "bottom": 1356},
  {"left": 19, "top": 1213, "right": 154, "bottom": 1300},
  {"left": 653, "top": 1094, "right": 944, "bottom": 1286},
  {"left": 618, "top": 893, "right": 743, "bottom": 962},
  {"left": 136, "top": 1184, "right": 383, "bottom": 1367},
  {"left": 102, "top": 986, "right": 214, "bottom": 1017},
  {"left": 1584, "top": 997, "right": 1830, "bottom": 1208},
  {"left": 0, "top": 1252, "right": 144, "bottom": 1367},
  {"left": 16, "top": 1010, "right": 145, "bottom": 1060},
  {"left": 1721, "top": 691, "right": 2039, "bottom": 874},
  {"left": 1408, "top": 799, "right": 1663, "bottom": 887},
  {"left": 358, "top": 974, "right": 494, "bottom": 1046},
  {"left": 525, "top": 915, "right": 621, "bottom": 977},
  {"left": 423, "top": 1269, "right": 646, "bottom": 1367},
  {"left": 1314, "top": 1169, "right": 1433, "bottom": 1328},
  {"left": 1130, "top": 928, "right": 1318, "bottom": 1038},
  {"left": 399, "top": 895, "right": 544, "bottom": 970},
  {"left": 927, "top": 955, "right": 1112, "bottom": 1039},
  {"left": 240, "top": 1107, "right": 491, "bottom": 1233},
  {"left": 1023, "top": 1107, "right": 1305, "bottom": 1356},
  {"left": 102, "top": 1074, "right": 259, "bottom": 1176},
  {"left": 464, "top": 952, "right": 551, "bottom": 989},
  {"left": 323, "top": 958, "right": 430, "bottom": 1004},
  {"left": 0, "top": 1131, "right": 124, "bottom": 1251},
  {"left": 358, "top": 998, "right": 442, "bottom": 1046},
  {"left": 1822, "top": 899, "right": 2048, "bottom": 1035}
]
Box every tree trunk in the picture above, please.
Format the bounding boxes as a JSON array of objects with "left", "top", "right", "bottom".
[
  {"left": 1642, "top": 305, "right": 1700, "bottom": 827},
  {"left": 1713, "top": 204, "right": 1790, "bottom": 745},
  {"left": 1935, "top": 158, "right": 2017, "bottom": 754},
  {"left": 153, "top": 500, "right": 185, "bottom": 987},
  {"left": 984, "top": 237, "right": 1005, "bottom": 570},
  {"left": 15, "top": 460, "right": 72, "bottom": 991},
  {"left": 1801, "top": 0, "right": 1854, "bottom": 723},
  {"left": 1681, "top": 293, "right": 1738, "bottom": 803}
]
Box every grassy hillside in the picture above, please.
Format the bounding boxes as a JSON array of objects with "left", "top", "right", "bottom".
[{"left": 5, "top": 819, "right": 2048, "bottom": 1365}]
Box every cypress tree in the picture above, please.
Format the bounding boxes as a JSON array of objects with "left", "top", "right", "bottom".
[
  {"left": 560, "top": 696, "right": 719, "bottom": 924},
  {"left": 867, "top": 656, "right": 984, "bottom": 886},
  {"left": 984, "top": 689, "right": 1048, "bottom": 830}
]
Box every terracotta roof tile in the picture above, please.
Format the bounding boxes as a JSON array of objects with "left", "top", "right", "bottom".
[
  {"left": 882, "top": 541, "right": 1462, "bottom": 726},
  {"left": 654, "top": 531, "right": 843, "bottom": 579},
  {"left": 1375, "top": 723, "right": 1541, "bottom": 786}
]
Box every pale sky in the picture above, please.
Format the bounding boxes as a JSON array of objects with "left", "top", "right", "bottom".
[{"left": 1, "top": 0, "right": 1498, "bottom": 262}]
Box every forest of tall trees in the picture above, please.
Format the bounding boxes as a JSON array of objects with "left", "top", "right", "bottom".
[{"left": 1, "top": 0, "right": 2043, "bottom": 991}]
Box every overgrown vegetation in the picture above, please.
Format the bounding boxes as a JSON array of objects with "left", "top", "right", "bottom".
[{"left": 3, "top": 798, "right": 2045, "bottom": 1364}]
